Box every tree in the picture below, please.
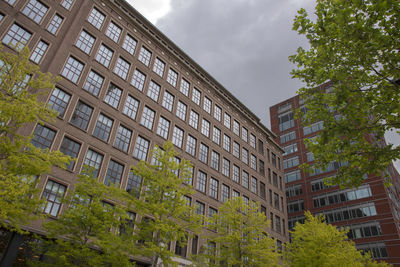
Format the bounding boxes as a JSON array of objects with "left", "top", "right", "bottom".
[
  {"left": 131, "top": 141, "right": 202, "bottom": 267},
  {"left": 0, "top": 45, "right": 70, "bottom": 232},
  {"left": 195, "top": 197, "right": 280, "bottom": 267},
  {"left": 290, "top": 0, "right": 400, "bottom": 187},
  {"left": 31, "top": 171, "right": 136, "bottom": 266},
  {"left": 285, "top": 211, "right": 390, "bottom": 267}
]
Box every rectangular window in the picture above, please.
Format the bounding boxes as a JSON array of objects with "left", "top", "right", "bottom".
[
  {"left": 211, "top": 151, "right": 220, "bottom": 171},
  {"left": 123, "top": 95, "right": 139, "bottom": 120},
  {"left": 223, "top": 134, "right": 230, "bottom": 152},
  {"left": 222, "top": 158, "right": 230, "bottom": 177},
  {"left": 250, "top": 134, "right": 256, "bottom": 149},
  {"left": 104, "top": 83, "right": 122, "bottom": 109},
  {"left": 274, "top": 193, "right": 279, "bottom": 209},
  {"left": 303, "top": 121, "right": 324, "bottom": 135},
  {"left": 212, "top": 127, "right": 221, "bottom": 145},
  {"left": 47, "top": 87, "right": 71, "bottom": 117},
  {"left": 126, "top": 173, "right": 142, "bottom": 198},
  {"left": 233, "top": 141, "right": 240, "bottom": 158},
  {"left": 251, "top": 177, "right": 257, "bottom": 194},
  {"left": 162, "top": 91, "right": 174, "bottom": 112},
  {"left": 127, "top": 70, "right": 146, "bottom": 92},
  {"left": 203, "top": 96, "right": 211, "bottom": 114},
  {"left": 242, "top": 170, "right": 249, "bottom": 189},
  {"left": 75, "top": 30, "right": 95, "bottom": 54},
  {"left": 133, "top": 136, "right": 149, "bottom": 161},
  {"left": 153, "top": 57, "right": 165, "bottom": 77},
  {"left": 196, "top": 201, "right": 205, "bottom": 216},
  {"left": 180, "top": 78, "right": 190, "bottom": 96},
  {"left": 196, "top": 171, "right": 206, "bottom": 193},
  {"left": 191, "top": 236, "right": 199, "bottom": 255},
  {"left": 114, "top": 57, "right": 130, "bottom": 80},
  {"left": 140, "top": 106, "right": 155, "bottom": 130},
  {"left": 286, "top": 184, "right": 303, "bottom": 198},
  {"left": 275, "top": 216, "right": 281, "bottom": 233},
  {"left": 192, "top": 87, "right": 201, "bottom": 106},
  {"left": 287, "top": 199, "right": 304, "bottom": 214},
  {"left": 273, "top": 172, "right": 278, "bottom": 187},
  {"left": 71, "top": 101, "right": 93, "bottom": 130},
  {"left": 88, "top": 7, "right": 105, "bottom": 29},
  {"left": 233, "top": 165, "right": 240, "bottom": 183},
  {"left": 30, "top": 40, "right": 48, "bottom": 63},
  {"left": 2, "top": 24, "right": 32, "bottom": 50},
  {"left": 199, "top": 143, "right": 208, "bottom": 164},
  {"left": 122, "top": 34, "right": 137, "bottom": 54},
  {"left": 104, "top": 160, "right": 124, "bottom": 186},
  {"left": 280, "top": 131, "right": 296, "bottom": 144},
  {"left": 232, "top": 190, "right": 240, "bottom": 198},
  {"left": 61, "top": 56, "right": 84, "bottom": 83},
  {"left": 60, "top": 137, "right": 81, "bottom": 170},
  {"left": 260, "top": 182, "right": 266, "bottom": 199},
  {"left": 42, "top": 180, "right": 66, "bottom": 217},
  {"left": 224, "top": 113, "right": 231, "bottom": 129},
  {"left": 96, "top": 44, "right": 113, "bottom": 68},
  {"left": 214, "top": 105, "right": 221, "bottom": 121},
  {"left": 147, "top": 80, "right": 160, "bottom": 102},
  {"left": 105, "top": 21, "right": 121, "bottom": 43},
  {"left": 283, "top": 156, "right": 299, "bottom": 169},
  {"left": 201, "top": 119, "right": 210, "bottom": 137},
  {"left": 22, "top": 0, "right": 48, "bottom": 24},
  {"left": 233, "top": 120, "right": 240, "bottom": 136},
  {"left": 31, "top": 124, "right": 55, "bottom": 149},
  {"left": 156, "top": 116, "right": 170, "bottom": 139},
  {"left": 83, "top": 70, "right": 103, "bottom": 96},
  {"left": 242, "top": 127, "right": 248, "bottom": 142},
  {"left": 114, "top": 125, "right": 132, "bottom": 152},
  {"left": 242, "top": 148, "right": 248, "bottom": 164},
  {"left": 250, "top": 154, "right": 257, "bottom": 170},
  {"left": 278, "top": 111, "right": 294, "bottom": 132},
  {"left": 285, "top": 170, "right": 301, "bottom": 183},
  {"left": 138, "top": 46, "right": 152, "bottom": 66},
  {"left": 283, "top": 143, "right": 298, "bottom": 156},
  {"left": 189, "top": 110, "right": 199, "bottom": 129},
  {"left": 84, "top": 149, "right": 103, "bottom": 177},
  {"left": 47, "top": 14, "right": 63, "bottom": 35},
  {"left": 258, "top": 140, "right": 264, "bottom": 155},
  {"left": 209, "top": 178, "right": 219, "bottom": 199},
  {"left": 243, "top": 196, "right": 249, "bottom": 206},
  {"left": 93, "top": 113, "right": 113, "bottom": 142},
  {"left": 167, "top": 68, "right": 178, "bottom": 87},
  {"left": 176, "top": 101, "right": 187, "bottom": 121},
  {"left": 259, "top": 159, "right": 265, "bottom": 176},
  {"left": 61, "top": 0, "right": 74, "bottom": 10},
  {"left": 186, "top": 135, "right": 197, "bottom": 156},
  {"left": 221, "top": 184, "right": 230, "bottom": 203},
  {"left": 172, "top": 126, "right": 184, "bottom": 148}
]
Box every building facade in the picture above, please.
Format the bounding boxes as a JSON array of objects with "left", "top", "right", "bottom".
[
  {"left": 270, "top": 83, "right": 400, "bottom": 266},
  {"left": 0, "top": 0, "right": 287, "bottom": 265}
]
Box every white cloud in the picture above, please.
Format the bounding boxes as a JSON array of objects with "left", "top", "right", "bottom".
[{"left": 125, "top": 0, "right": 171, "bottom": 24}]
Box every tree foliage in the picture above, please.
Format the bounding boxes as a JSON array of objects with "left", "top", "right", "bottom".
[
  {"left": 0, "top": 45, "right": 70, "bottom": 232},
  {"left": 285, "top": 211, "right": 390, "bottom": 267},
  {"left": 290, "top": 0, "right": 400, "bottom": 187}
]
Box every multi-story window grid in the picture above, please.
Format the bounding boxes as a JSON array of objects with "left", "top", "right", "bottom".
[
  {"left": 122, "top": 34, "right": 137, "bottom": 55},
  {"left": 186, "top": 135, "right": 197, "bottom": 156},
  {"left": 212, "top": 127, "right": 221, "bottom": 145},
  {"left": 42, "top": 180, "right": 66, "bottom": 217},
  {"left": 180, "top": 78, "right": 190, "bottom": 96},
  {"left": 233, "top": 120, "right": 240, "bottom": 136},
  {"left": 2, "top": 24, "right": 32, "bottom": 50},
  {"left": 251, "top": 177, "right": 257, "bottom": 194},
  {"left": 250, "top": 154, "right": 257, "bottom": 170},
  {"left": 104, "top": 83, "right": 122, "bottom": 109},
  {"left": 287, "top": 199, "right": 304, "bottom": 214},
  {"left": 233, "top": 165, "right": 240, "bottom": 183},
  {"left": 60, "top": 137, "right": 81, "bottom": 170},
  {"left": 156, "top": 116, "right": 170, "bottom": 139},
  {"left": 147, "top": 80, "right": 161, "bottom": 102},
  {"left": 61, "top": 56, "right": 84, "bottom": 83},
  {"left": 114, "top": 57, "right": 130, "bottom": 80},
  {"left": 47, "top": 14, "right": 63, "bottom": 35},
  {"left": 221, "top": 184, "right": 230, "bottom": 203},
  {"left": 30, "top": 40, "right": 48, "bottom": 64},
  {"left": 114, "top": 125, "right": 132, "bottom": 152},
  {"left": 233, "top": 141, "right": 240, "bottom": 158},
  {"left": 192, "top": 88, "right": 201, "bottom": 106},
  {"left": 31, "top": 124, "right": 55, "bottom": 149},
  {"left": 61, "top": 0, "right": 74, "bottom": 10},
  {"left": 250, "top": 134, "right": 256, "bottom": 149},
  {"left": 214, "top": 105, "right": 221, "bottom": 121},
  {"left": 131, "top": 69, "right": 146, "bottom": 91},
  {"left": 96, "top": 44, "right": 113, "bottom": 68},
  {"left": 280, "top": 131, "right": 296, "bottom": 144},
  {"left": 242, "top": 148, "right": 248, "bottom": 164},
  {"left": 22, "top": 0, "right": 48, "bottom": 24},
  {"left": 285, "top": 169, "right": 301, "bottom": 183},
  {"left": 357, "top": 243, "right": 388, "bottom": 259},
  {"left": 153, "top": 57, "right": 165, "bottom": 77},
  {"left": 211, "top": 151, "right": 220, "bottom": 171},
  {"left": 203, "top": 96, "right": 212, "bottom": 114},
  {"left": 242, "top": 127, "right": 248, "bottom": 142},
  {"left": 93, "top": 113, "right": 113, "bottom": 142},
  {"left": 133, "top": 136, "right": 149, "bottom": 161},
  {"left": 47, "top": 87, "right": 71, "bottom": 117},
  {"left": 196, "top": 171, "right": 207, "bottom": 193},
  {"left": 175, "top": 101, "right": 187, "bottom": 121},
  {"left": 138, "top": 46, "right": 152, "bottom": 66},
  {"left": 104, "top": 160, "right": 124, "bottom": 186},
  {"left": 189, "top": 110, "right": 199, "bottom": 129},
  {"left": 75, "top": 30, "right": 95, "bottom": 54},
  {"left": 84, "top": 149, "right": 103, "bottom": 177},
  {"left": 199, "top": 143, "right": 208, "bottom": 164},
  {"left": 126, "top": 173, "right": 142, "bottom": 198},
  {"left": 201, "top": 119, "right": 210, "bottom": 137},
  {"left": 223, "top": 134, "right": 230, "bottom": 152},
  {"left": 209, "top": 178, "right": 219, "bottom": 199},
  {"left": 123, "top": 95, "right": 140, "bottom": 120},
  {"left": 222, "top": 158, "right": 230, "bottom": 177},
  {"left": 283, "top": 156, "right": 299, "bottom": 169},
  {"left": 70, "top": 101, "right": 93, "bottom": 130},
  {"left": 162, "top": 91, "right": 174, "bottom": 112},
  {"left": 87, "top": 7, "right": 105, "bottom": 30},
  {"left": 224, "top": 113, "right": 231, "bottom": 129},
  {"left": 105, "top": 21, "right": 121, "bottom": 43},
  {"left": 172, "top": 126, "right": 184, "bottom": 148},
  {"left": 140, "top": 106, "right": 155, "bottom": 130},
  {"left": 242, "top": 170, "right": 249, "bottom": 189},
  {"left": 83, "top": 70, "right": 103, "bottom": 96}
]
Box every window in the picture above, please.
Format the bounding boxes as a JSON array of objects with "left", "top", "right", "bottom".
[
  {"left": 47, "top": 14, "right": 63, "bottom": 35},
  {"left": 232, "top": 190, "right": 240, "bottom": 198},
  {"left": 224, "top": 113, "right": 231, "bottom": 129},
  {"left": 138, "top": 46, "right": 152, "bottom": 66},
  {"left": 243, "top": 196, "right": 249, "bottom": 206},
  {"left": 114, "top": 57, "right": 130, "bottom": 80},
  {"left": 140, "top": 106, "right": 155, "bottom": 130},
  {"left": 162, "top": 91, "right": 174, "bottom": 112},
  {"left": 283, "top": 143, "right": 298, "bottom": 156},
  {"left": 172, "top": 126, "right": 184, "bottom": 148},
  {"left": 211, "top": 151, "right": 220, "bottom": 171},
  {"left": 75, "top": 30, "right": 95, "bottom": 54},
  {"left": 47, "top": 87, "right": 71, "bottom": 117},
  {"left": 176, "top": 101, "right": 187, "bottom": 121},
  {"left": 214, "top": 105, "right": 221, "bottom": 121},
  {"left": 22, "top": 0, "right": 48, "bottom": 24},
  {"left": 357, "top": 243, "right": 388, "bottom": 259},
  {"left": 93, "top": 113, "right": 113, "bottom": 142},
  {"left": 180, "top": 78, "right": 190, "bottom": 96},
  {"left": 242, "top": 170, "right": 249, "bottom": 189},
  {"left": 156, "top": 116, "right": 170, "bottom": 139},
  {"left": 4, "top": 0, "right": 16, "bottom": 5},
  {"left": 105, "top": 21, "right": 121, "bottom": 43},
  {"left": 133, "top": 136, "right": 149, "bottom": 161},
  {"left": 192, "top": 88, "right": 201, "bottom": 106},
  {"left": 347, "top": 223, "right": 382, "bottom": 240},
  {"left": 104, "top": 160, "right": 124, "bottom": 186},
  {"left": 274, "top": 193, "right": 280, "bottom": 209},
  {"left": 250, "top": 134, "right": 256, "bottom": 149},
  {"left": 30, "top": 40, "right": 48, "bottom": 63},
  {"left": 83, "top": 70, "right": 103, "bottom": 96},
  {"left": 186, "top": 135, "right": 197, "bottom": 156},
  {"left": 189, "top": 110, "right": 199, "bottom": 129},
  {"left": 96, "top": 44, "right": 113, "bottom": 68},
  {"left": 196, "top": 201, "right": 205, "bottom": 216},
  {"left": 209, "top": 178, "right": 219, "bottom": 199},
  {"left": 285, "top": 170, "right": 301, "bottom": 183},
  {"left": 242, "top": 127, "right": 248, "bottom": 142},
  {"left": 250, "top": 154, "right": 257, "bottom": 170},
  {"left": 196, "top": 171, "right": 206, "bottom": 193},
  {"left": 121, "top": 34, "right": 137, "bottom": 54},
  {"left": 322, "top": 203, "right": 377, "bottom": 224},
  {"left": 42, "top": 180, "right": 66, "bottom": 216},
  {"left": 233, "top": 120, "right": 240, "bottom": 136},
  {"left": 260, "top": 182, "right": 266, "bottom": 199},
  {"left": 223, "top": 134, "right": 230, "bottom": 152},
  {"left": 203, "top": 96, "right": 211, "bottom": 114},
  {"left": 278, "top": 111, "right": 294, "bottom": 132},
  {"left": 62, "top": 57, "right": 84, "bottom": 84},
  {"left": 221, "top": 184, "right": 230, "bottom": 203},
  {"left": 153, "top": 57, "right": 165, "bottom": 77},
  {"left": 191, "top": 235, "right": 199, "bottom": 255},
  {"left": 258, "top": 140, "right": 264, "bottom": 155},
  {"left": 126, "top": 173, "right": 142, "bottom": 198},
  {"left": 307, "top": 152, "right": 314, "bottom": 162},
  {"left": 60, "top": 137, "right": 81, "bottom": 170},
  {"left": 280, "top": 131, "right": 296, "bottom": 144},
  {"left": 286, "top": 184, "right": 303, "bottom": 198},
  {"left": 104, "top": 83, "right": 122, "bottom": 109},
  {"left": 61, "top": 0, "right": 74, "bottom": 10},
  {"left": 31, "top": 124, "right": 55, "bottom": 149},
  {"left": 2, "top": 24, "right": 32, "bottom": 50},
  {"left": 147, "top": 80, "right": 160, "bottom": 102},
  {"left": 273, "top": 172, "right": 278, "bottom": 187},
  {"left": 114, "top": 125, "right": 132, "bottom": 152},
  {"left": 175, "top": 236, "right": 188, "bottom": 258},
  {"left": 84, "top": 149, "right": 103, "bottom": 177},
  {"left": 233, "top": 141, "right": 240, "bottom": 158},
  {"left": 70, "top": 101, "right": 93, "bottom": 130},
  {"left": 242, "top": 148, "right": 248, "bottom": 164},
  {"left": 271, "top": 153, "right": 277, "bottom": 167},
  {"left": 123, "top": 95, "right": 139, "bottom": 120},
  {"left": 201, "top": 119, "right": 210, "bottom": 137},
  {"left": 233, "top": 165, "right": 240, "bottom": 183},
  {"left": 259, "top": 159, "right": 265, "bottom": 176},
  {"left": 199, "top": 143, "right": 208, "bottom": 164},
  {"left": 222, "top": 158, "right": 230, "bottom": 177},
  {"left": 88, "top": 7, "right": 105, "bottom": 29},
  {"left": 287, "top": 199, "right": 304, "bottom": 214},
  {"left": 303, "top": 121, "right": 324, "bottom": 135},
  {"left": 251, "top": 177, "right": 258, "bottom": 194},
  {"left": 283, "top": 156, "right": 299, "bottom": 169},
  {"left": 275, "top": 216, "right": 281, "bottom": 233}
]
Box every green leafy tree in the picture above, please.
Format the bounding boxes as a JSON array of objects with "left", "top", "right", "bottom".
[
  {"left": 290, "top": 0, "right": 400, "bottom": 187},
  {"left": 31, "top": 171, "right": 136, "bottom": 266},
  {"left": 0, "top": 45, "right": 70, "bottom": 232},
  {"left": 131, "top": 141, "right": 202, "bottom": 267},
  {"left": 195, "top": 197, "right": 280, "bottom": 267},
  {"left": 285, "top": 211, "right": 391, "bottom": 267}
]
